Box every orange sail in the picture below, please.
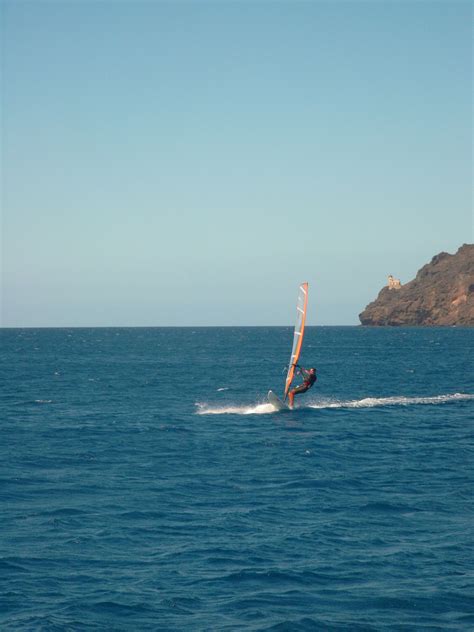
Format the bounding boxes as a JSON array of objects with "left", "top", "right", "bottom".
[{"left": 283, "top": 282, "right": 309, "bottom": 401}]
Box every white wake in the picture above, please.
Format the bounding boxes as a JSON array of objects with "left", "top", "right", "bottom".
[
  {"left": 196, "top": 402, "right": 275, "bottom": 415},
  {"left": 308, "top": 393, "right": 474, "bottom": 409},
  {"left": 195, "top": 393, "right": 473, "bottom": 415}
]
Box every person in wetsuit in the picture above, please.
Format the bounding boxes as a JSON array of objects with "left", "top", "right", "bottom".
[{"left": 288, "top": 366, "right": 317, "bottom": 408}]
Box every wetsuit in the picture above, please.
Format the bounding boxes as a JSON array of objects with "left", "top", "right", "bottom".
[{"left": 289, "top": 367, "right": 317, "bottom": 407}]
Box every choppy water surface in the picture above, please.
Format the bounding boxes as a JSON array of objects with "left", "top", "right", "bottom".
[{"left": 1, "top": 327, "right": 473, "bottom": 630}]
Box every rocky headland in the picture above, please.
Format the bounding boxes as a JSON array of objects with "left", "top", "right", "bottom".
[{"left": 359, "top": 244, "right": 474, "bottom": 326}]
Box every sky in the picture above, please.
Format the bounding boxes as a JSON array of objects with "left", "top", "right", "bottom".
[{"left": 1, "top": 0, "right": 472, "bottom": 326}]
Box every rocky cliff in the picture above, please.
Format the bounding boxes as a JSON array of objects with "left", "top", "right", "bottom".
[{"left": 359, "top": 244, "right": 474, "bottom": 326}]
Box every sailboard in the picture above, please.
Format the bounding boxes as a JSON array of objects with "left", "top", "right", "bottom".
[
  {"left": 267, "top": 389, "right": 289, "bottom": 411},
  {"left": 268, "top": 282, "right": 309, "bottom": 410}
]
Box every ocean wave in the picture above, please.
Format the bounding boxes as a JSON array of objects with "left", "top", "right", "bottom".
[{"left": 196, "top": 393, "right": 473, "bottom": 415}]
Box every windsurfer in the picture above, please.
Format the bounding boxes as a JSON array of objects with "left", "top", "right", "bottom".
[{"left": 288, "top": 366, "right": 317, "bottom": 408}]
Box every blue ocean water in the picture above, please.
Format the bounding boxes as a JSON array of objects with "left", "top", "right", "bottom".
[{"left": 1, "top": 326, "right": 473, "bottom": 631}]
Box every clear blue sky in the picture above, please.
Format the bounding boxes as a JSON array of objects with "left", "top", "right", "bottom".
[{"left": 2, "top": 0, "right": 472, "bottom": 326}]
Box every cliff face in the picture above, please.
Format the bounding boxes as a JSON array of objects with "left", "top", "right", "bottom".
[{"left": 359, "top": 244, "right": 474, "bottom": 326}]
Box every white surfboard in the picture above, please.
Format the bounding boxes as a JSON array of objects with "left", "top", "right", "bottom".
[{"left": 268, "top": 390, "right": 289, "bottom": 411}]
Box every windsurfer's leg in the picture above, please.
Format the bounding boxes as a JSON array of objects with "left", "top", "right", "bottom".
[
  {"left": 289, "top": 384, "right": 308, "bottom": 408},
  {"left": 293, "top": 384, "right": 309, "bottom": 396}
]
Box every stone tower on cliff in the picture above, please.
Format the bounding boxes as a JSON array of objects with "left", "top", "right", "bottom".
[{"left": 387, "top": 275, "right": 401, "bottom": 290}]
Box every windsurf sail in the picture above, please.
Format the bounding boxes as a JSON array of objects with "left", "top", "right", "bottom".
[{"left": 283, "top": 282, "right": 309, "bottom": 401}]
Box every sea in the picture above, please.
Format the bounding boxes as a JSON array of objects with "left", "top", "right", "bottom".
[{"left": 1, "top": 326, "right": 473, "bottom": 631}]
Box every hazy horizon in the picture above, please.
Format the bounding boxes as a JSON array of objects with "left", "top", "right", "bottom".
[{"left": 2, "top": 1, "right": 472, "bottom": 327}]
